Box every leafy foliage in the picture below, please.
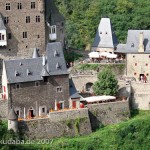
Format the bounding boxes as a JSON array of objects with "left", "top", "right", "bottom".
[
  {"left": 64, "top": 51, "right": 82, "bottom": 63},
  {"left": 93, "top": 68, "right": 119, "bottom": 96},
  {"left": 55, "top": 0, "right": 150, "bottom": 49}
]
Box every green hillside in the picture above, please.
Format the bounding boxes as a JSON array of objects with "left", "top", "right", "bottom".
[
  {"left": 1, "top": 110, "right": 150, "bottom": 150},
  {"left": 55, "top": 0, "right": 150, "bottom": 49}
]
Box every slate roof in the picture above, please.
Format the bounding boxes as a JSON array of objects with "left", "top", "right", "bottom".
[
  {"left": 0, "top": 14, "right": 6, "bottom": 30},
  {"left": 69, "top": 79, "right": 81, "bottom": 99},
  {"left": 46, "top": 42, "right": 68, "bottom": 75},
  {"left": 92, "top": 18, "right": 118, "bottom": 48},
  {"left": 116, "top": 30, "right": 150, "bottom": 53},
  {"left": 45, "top": 0, "right": 65, "bottom": 25},
  {"left": 8, "top": 108, "right": 18, "bottom": 120},
  {"left": 4, "top": 42, "right": 68, "bottom": 84}
]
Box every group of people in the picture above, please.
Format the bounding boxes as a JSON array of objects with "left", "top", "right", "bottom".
[{"left": 140, "top": 75, "right": 147, "bottom": 83}]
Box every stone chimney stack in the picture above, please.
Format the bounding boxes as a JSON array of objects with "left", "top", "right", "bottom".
[{"left": 138, "top": 32, "right": 144, "bottom": 53}]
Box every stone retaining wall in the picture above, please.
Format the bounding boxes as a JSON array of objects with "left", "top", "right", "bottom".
[
  {"left": 88, "top": 100, "right": 130, "bottom": 130},
  {"left": 19, "top": 108, "right": 92, "bottom": 139}
]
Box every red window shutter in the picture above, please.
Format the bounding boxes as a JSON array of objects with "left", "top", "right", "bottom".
[
  {"left": 3, "top": 94, "right": 6, "bottom": 100},
  {"left": 3, "top": 86, "right": 6, "bottom": 92},
  {"left": 72, "top": 101, "right": 76, "bottom": 108},
  {"left": 57, "top": 103, "right": 60, "bottom": 110},
  {"left": 80, "top": 103, "right": 84, "bottom": 108}
]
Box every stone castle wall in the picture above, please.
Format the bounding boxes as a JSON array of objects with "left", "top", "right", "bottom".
[
  {"left": 10, "top": 75, "right": 69, "bottom": 118},
  {"left": 131, "top": 82, "right": 150, "bottom": 110},
  {"left": 127, "top": 54, "right": 150, "bottom": 81},
  {"left": 0, "top": 0, "right": 46, "bottom": 58},
  {"left": 88, "top": 100, "right": 130, "bottom": 130},
  {"left": 0, "top": 99, "right": 8, "bottom": 119},
  {"left": 19, "top": 108, "right": 92, "bottom": 139}
]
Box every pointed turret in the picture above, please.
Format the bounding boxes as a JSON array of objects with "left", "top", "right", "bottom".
[
  {"left": 8, "top": 108, "right": 18, "bottom": 120},
  {"left": 41, "top": 56, "right": 50, "bottom": 77},
  {"left": 41, "top": 67, "right": 50, "bottom": 77},
  {"left": 8, "top": 108, "right": 18, "bottom": 132},
  {"left": 0, "top": 14, "right": 6, "bottom": 30},
  {"left": 32, "top": 48, "right": 40, "bottom": 58},
  {"left": 92, "top": 17, "right": 118, "bottom": 52}
]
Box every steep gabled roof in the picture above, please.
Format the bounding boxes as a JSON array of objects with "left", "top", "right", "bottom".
[
  {"left": 126, "top": 30, "right": 150, "bottom": 52},
  {"left": 8, "top": 108, "right": 18, "bottom": 120},
  {"left": 92, "top": 18, "right": 118, "bottom": 48},
  {"left": 4, "top": 58, "right": 43, "bottom": 84},
  {"left": 116, "top": 30, "right": 150, "bottom": 53},
  {"left": 4, "top": 42, "right": 68, "bottom": 84},
  {"left": 0, "top": 14, "right": 6, "bottom": 30},
  {"left": 69, "top": 79, "right": 81, "bottom": 99},
  {"left": 46, "top": 42, "right": 68, "bottom": 75}
]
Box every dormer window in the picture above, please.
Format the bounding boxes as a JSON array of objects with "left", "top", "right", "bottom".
[
  {"left": 27, "top": 69, "right": 31, "bottom": 76},
  {"left": 15, "top": 71, "right": 19, "bottom": 77},
  {"left": 131, "top": 43, "right": 134, "bottom": 47},
  {"left": 19, "top": 62, "right": 22, "bottom": 66},
  {"left": 56, "top": 62, "right": 61, "bottom": 69},
  {"left": 54, "top": 50, "right": 59, "bottom": 57}
]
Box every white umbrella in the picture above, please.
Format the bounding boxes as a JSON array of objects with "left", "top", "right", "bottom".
[
  {"left": 83, "top": 95, "right": 116, "bottom": 103},
  {"left": 107, "top": 54, "right": 117, "bottom": 59},
  {"left": 100, "top": 52, "right": 110, "bottom": 57},
  {"left": 88, "top": 52, "right": 100, "bottom": 58}
]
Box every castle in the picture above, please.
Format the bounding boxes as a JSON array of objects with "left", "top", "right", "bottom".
[
  {"left": 2, "top": 42, "right": 69, "bottom": 119},
  {"left": 0, "top": 0, "right": 65, "bottom": 58}
]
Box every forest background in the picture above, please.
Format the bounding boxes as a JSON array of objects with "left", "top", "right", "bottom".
[{"left": 55, "top": 0, "right": 150, "bottom": 49}]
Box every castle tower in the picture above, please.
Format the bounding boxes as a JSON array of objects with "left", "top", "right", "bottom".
[
  {"left": 38, "top": 0, "right": 45, "bottom": 13},
  {"left": 8, "top": 108, "right": 18, "bottom": 132},
  {"left": 92, "top": 17, "right": 118, "bottom": 53}
]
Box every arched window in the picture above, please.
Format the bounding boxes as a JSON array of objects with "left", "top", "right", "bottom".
[{"left": 86, "top": 82, "right": 93, "bottom": 92}]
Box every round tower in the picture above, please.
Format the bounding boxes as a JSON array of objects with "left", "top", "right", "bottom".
[
  {"left": 8, "top": 108, "right": 18, "bottom": 132},
  {"left": 38, "top": 0, "right": 45, "bottom": 13}
]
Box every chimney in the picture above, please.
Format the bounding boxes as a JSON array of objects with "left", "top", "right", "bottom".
[{"left": 138, "top": 32, "right": 144, "bottom": 53}]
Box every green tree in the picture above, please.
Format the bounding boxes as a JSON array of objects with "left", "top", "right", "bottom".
[{"left": 93, "top": 68, "right": 119, "bottom": 96}]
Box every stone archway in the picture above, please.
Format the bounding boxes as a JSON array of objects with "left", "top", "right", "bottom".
[{"left": 86, "top": 82, "right": 93, "bottom": 92}]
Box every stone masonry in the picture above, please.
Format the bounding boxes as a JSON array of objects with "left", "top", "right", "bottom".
[
  {"left": 0, "top": 0, "right": 46, "bottom": 58},
  {"left": 9, "top": 75, "right": 69, "bottom": 118},
  {"left": 19, "top": 108, "right": 92, "bottom": 139}
]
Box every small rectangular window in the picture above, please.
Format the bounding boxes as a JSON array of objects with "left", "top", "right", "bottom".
[
  {"left": 36, "top": 16, "right": 40, "bottom": 22},
  {"left": 6, "top": 3, "right": 11, "bottom": 10},
  {"left": 56, "top": 87, "right": 62, "bottom": 93},
  {"left": 0, "top": 33, "right": 4, "bottom": 40},
  {"left": 2, "top": 35, "right": 4, "bottom": 40},
  {"left": 43, "top": 77, "right": 48, "bottom": 82},
  {"left": 26, "top": 16, "right": 30, "bottom": 23},
  {"left": 18, "top": 3, "right": 22, "bottom": 9},
  {"left": 16, "top": 84, "right": 20, "bottom": 89},
  {"left": 8, "top": 33, "right": 11, "bottom": 39},
  {"left": 31, "top": 2, "right": 35, "bottom": 9},
  {"left": 23, "top": 32, "right": 27, "bottom": 38},
  {"left": 50, "top": 26, "right": 56, "bottom": 34},
  {"left": 42, "top": 108, "right": 45, "bottom": 113},
  {"left": 4, "top": 17, "right": 9, "bottom": 24},
  {"left": 16, "top": 110, "right": 20, "bottom": 116},
  {"left": 35, "top": 82, "right": 39, "bottom": 86}
]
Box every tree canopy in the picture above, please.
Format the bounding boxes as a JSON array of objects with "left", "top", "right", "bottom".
[
  {"left": 93, "top": 68, "right": 119, "bottom": 96},
  {"left": 55, "top": 0, "right": 150, "bottom": 49}
]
